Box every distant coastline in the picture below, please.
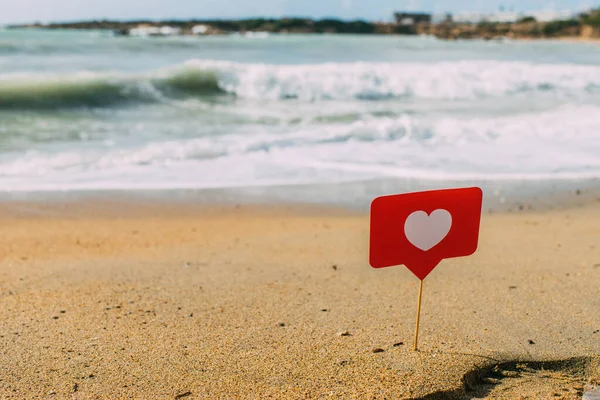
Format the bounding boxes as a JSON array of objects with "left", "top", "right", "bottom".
[{"left": 7, "top": 8, "right": 600, "bottom": 41}]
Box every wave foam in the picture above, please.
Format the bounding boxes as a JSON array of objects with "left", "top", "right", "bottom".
[
  {"left": 1, "top": 104, "right": 598, "bottom": 191},
  {"left": 1, "top": 60, "right": 600, "bottom": 109},
  {"left": 190, "top": 59, "right": 600, "bottom": 101}
]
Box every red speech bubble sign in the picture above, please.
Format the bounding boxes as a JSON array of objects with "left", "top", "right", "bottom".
[{"left": 369, "top": 187, "right": 483, "bottom": 280}]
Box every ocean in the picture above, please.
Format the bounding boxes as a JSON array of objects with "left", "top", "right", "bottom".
[{"left": 1, "top": 28, "right": 599, "bottom": 203}]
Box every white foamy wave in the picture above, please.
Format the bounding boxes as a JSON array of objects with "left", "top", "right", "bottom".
[
  {"left": 0, "top": 104, "right": 599, "bottom": 191},
  {"left": 2, "top": 59, "right": 599, "bottom": 110},
  {"left": 186, "top": 59, "right": 600, "bottom": 101}
]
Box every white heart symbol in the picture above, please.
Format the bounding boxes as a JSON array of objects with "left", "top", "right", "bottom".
[{"left": 404, "top": 209, "right": 452, "bottom": 251}]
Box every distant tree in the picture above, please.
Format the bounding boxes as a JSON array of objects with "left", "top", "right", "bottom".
[
  {"left": 477, "top": 20, "right": 495, "bottom": 29},
  {"left": 542, "top": 19, "right": 581, "bottom": 36},
  {"left": 517, "top": 16, "right": 537, "bottom": 23},
  {"left": 581, "top": 8, "right": 600, "bottom": 27}
]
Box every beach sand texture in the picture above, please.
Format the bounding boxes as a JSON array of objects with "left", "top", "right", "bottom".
[{"left": 0, "top": 199, "right": 599, "bottom": 399}]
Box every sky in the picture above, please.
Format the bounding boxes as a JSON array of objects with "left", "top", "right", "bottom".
[{"left": 0, "top": 0, "right": 598, "bottom": 25}]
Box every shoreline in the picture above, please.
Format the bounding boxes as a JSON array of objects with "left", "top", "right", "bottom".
[
  {"left": 0, "top": 177, "right": 598, "bottom": 214},
  {"left": 511, "top": 35, "right": 600, "bottom": 43},
  {"left": 4, "top": 25, "right": 600, "bottom": 44}
]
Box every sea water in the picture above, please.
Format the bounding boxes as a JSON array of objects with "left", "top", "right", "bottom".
[{"left": 0, "top": 29, "right": 599, "bottom": 202}]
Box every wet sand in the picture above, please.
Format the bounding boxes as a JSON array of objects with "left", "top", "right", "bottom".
[{"left": 0, "top": 197, "right": 599, "bottom": 399}]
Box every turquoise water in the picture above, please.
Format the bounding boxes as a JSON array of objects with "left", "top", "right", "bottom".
[{"left": 0, "top": 29, "right": 599, "bottom": 192}]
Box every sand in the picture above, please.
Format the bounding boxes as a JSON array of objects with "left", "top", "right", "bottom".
[{"left": 0, "top": 196, "right": 599, "bottom": 399}]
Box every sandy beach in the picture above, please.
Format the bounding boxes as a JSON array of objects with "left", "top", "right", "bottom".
[{"left": 0, "top": 194, "right": 598, "bottom": 399}]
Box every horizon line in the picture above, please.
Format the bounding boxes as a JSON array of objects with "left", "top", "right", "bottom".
[{"left": 6, "top": 7, "right": 593, "bottom": 27}]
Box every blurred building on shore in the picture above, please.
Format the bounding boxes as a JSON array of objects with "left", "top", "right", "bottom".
[
  {"left": 394, "top": 12, "right": 432, "bottom": 25},
  {"left": 446, "top": 9, "right": 575, "bottom": 23}
]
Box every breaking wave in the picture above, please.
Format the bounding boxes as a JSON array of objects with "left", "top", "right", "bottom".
[
  {"left": 1, "top": 59, "right": 600, "bottom": 110},
  {"left": 0, "top": 69, "right": 224, "bottom": 109}
]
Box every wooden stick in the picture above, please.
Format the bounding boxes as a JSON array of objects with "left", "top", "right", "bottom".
[{"left": 414, "top": 279, "right": 424, "bottom": 351}]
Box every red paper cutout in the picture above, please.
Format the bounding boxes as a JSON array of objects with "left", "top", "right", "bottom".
[{"left": 369, "top": 187, "right": 483, "bottom": 280}]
